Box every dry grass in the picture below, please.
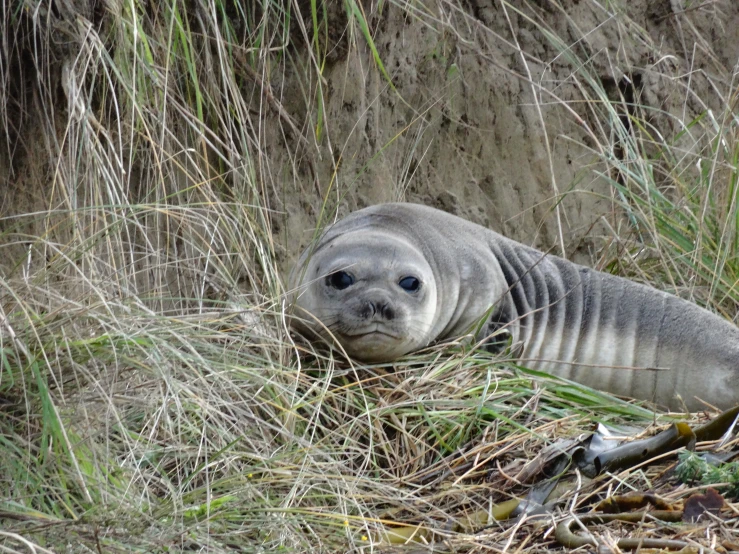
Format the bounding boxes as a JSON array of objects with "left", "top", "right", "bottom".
[{"left": 1, "top": 0, "right": 738, "bottom": 552}]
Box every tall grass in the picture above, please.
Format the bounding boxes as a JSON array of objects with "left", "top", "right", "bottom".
[
  {"left": 0, "top": 0, "right": 736, "bottom": 552},
  {"left": 601, "top": 103, "right": 739, "bottom": 316}
]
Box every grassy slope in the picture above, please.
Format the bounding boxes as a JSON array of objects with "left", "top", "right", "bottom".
[{"left": 0, "top": 1, "right": 737, "bottom": 552}]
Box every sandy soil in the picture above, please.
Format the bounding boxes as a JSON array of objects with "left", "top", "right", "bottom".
[{"left": 271, "top": 0, "right": 738, "bottom": 268}]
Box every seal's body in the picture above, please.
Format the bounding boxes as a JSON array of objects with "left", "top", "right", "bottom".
[{"left": 291, "top": 203, "right": 739, "bottom": 411}]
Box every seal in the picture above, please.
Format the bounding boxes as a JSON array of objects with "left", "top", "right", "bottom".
[{"left": 290, "top": 203, "right": 739, "bottom": 411}]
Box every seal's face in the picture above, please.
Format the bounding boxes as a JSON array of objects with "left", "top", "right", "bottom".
[{"left": 291, "top": 232, "right": 438, "bottom": 362}]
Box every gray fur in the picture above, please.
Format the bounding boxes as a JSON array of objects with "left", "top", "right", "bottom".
[{"left": 291, "top": 203, "right": 739, "bottom": 411}]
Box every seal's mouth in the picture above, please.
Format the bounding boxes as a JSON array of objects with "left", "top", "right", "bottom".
[
  {"left": 333, "top": 324, "right": 412, "bottom": 362},
  {"left": 340, "top": 325, "right": 399, "bottom": 341}
]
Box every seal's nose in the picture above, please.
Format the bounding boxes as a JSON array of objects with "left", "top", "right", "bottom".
[{"left": 361, "top": 300, "right": 395, "bottom": 321}]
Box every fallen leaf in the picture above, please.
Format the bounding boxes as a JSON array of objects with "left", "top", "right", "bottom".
[{"left": 682, "top": 487, "right": 725, "bottom": 522}]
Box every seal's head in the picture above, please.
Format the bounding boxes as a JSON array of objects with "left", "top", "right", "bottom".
[{"left": 290, "top": 229, "right": 438, "bottom": 362}]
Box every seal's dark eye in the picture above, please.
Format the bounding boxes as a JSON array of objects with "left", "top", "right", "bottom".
[
  {"left": 326, "top": 271, "right": 354, "bottom": 290},
  {"left": 398, "top": 276, "right": 420, "bottom": 292}
]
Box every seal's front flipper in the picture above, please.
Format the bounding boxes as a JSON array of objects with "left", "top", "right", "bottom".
[
  {"left": 484, "top": 329, "right": 512, "bottom": 354},
  {"left": 477, "top": 301, "right": 517, "bottom": 355}
]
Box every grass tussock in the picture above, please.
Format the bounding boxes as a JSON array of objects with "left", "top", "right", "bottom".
[{"left": 1, "top": 0, "right": 738, "bottom": 552}]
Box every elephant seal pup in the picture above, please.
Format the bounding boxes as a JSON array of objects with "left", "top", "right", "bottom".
[{"left": 290, "top": 203, "right": 739, "bottom": 411}]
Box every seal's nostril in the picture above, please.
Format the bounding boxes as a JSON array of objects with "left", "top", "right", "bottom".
[
  {"left": 380, "top": 303, "right": 394, "bottom": 320},
  {"left": 360, "top": 301, "right": 376, "bottom": 319}
]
